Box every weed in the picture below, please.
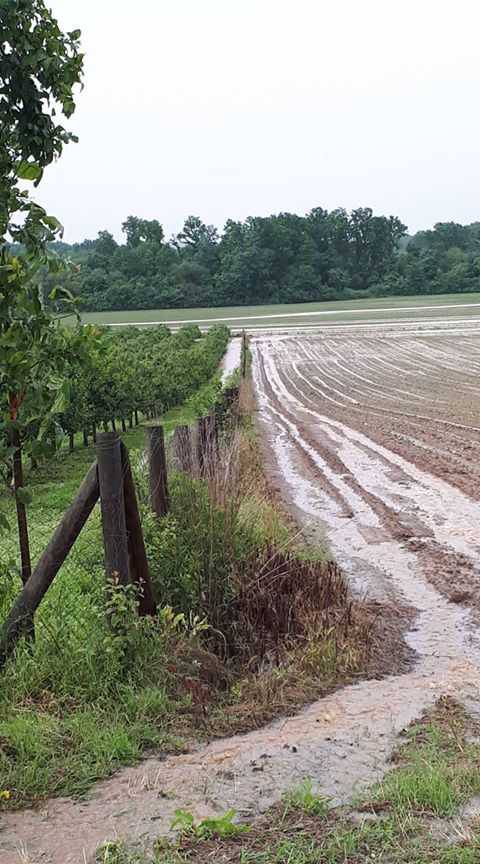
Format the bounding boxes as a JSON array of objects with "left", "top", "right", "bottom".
[
  {"left": 171, "top": 808, "right": 249, "bottom": 839},
  {"left": 282, "top": 780, "right": 330, "bottom": 817}
]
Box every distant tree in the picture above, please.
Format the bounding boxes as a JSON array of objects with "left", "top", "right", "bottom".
[
  {"left": 174, "top": 215, "right": 219, "bottom": 249},
  {"left": 95, "top": 230, "right": 118, "bottom": 257},
  {"left": 122, "top": 216, "right": 164, "bottom": 247}
]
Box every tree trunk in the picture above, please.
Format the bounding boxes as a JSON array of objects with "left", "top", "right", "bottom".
[
  {"left": 69, "top": 432, "right": 74, "bottom": 453},
  {"left": 121, "top": 417, "right": 127, "bottom": 433},
  {"left": 83, "top": 429, "right": 89, "bottom": 447},
  {"left": 11, "top": 429, "right": 32, "bottom": 587},
  {"left": 111, "top": 418, "right": 117, "bottom": 432},
  {"left": 92, "top": 424, "right": 97, "bottom": 443},
  {"left": 128, "top": 414, "right": 133, "bottom": 429},
  {"left": 134, "top": 409, "right": 139, "bottom": 426}
]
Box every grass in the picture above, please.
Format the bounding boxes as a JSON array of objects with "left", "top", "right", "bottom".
[
  {"left": 159, "top": 374, "right": 223, "bottom": 432},
  {"left": 71, "top": 291, "right": 480, "bottom": 330},
  {"left": 364, "top": 697, "right": 480, "bottom": 818},
  {"left": 95, "top": 698, "right": 480, "bottom": 864}
]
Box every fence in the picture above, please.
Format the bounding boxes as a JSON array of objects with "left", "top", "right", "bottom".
[{"left": 0, "top": 383, "right": 241, "bottom": 671}]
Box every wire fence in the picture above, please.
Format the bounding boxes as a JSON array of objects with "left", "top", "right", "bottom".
[{"left": 0, "top": 384, "right": 241, "bottom": 673}]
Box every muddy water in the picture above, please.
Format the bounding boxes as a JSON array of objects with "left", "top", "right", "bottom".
[
  {"left": 220, "top": 337, "right": 242, "bottom": 383},
  {"left": 2, "top": 335, "right": 480, "bottom": 864}
]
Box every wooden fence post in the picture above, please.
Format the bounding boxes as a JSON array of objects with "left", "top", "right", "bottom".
[
  {"left": 146, "top": 424, "right": 169, "bottom": 517},
  {"left": 96, "top": 432, "right": 130, "bottom": 586},
  {"left": 173, "top": 424, "right": 193, "bottom": 473},
  {"left": 197, "top": 415, "right": 208, "bottom": 477},
  {"left": 0, "top": 463, "right": 99, "bottom": 671},
  {"left": 241, "top": 330, "right": 248, "bottom": 378},
  {"left": 120, "top": 442, "right": 156, "bottom": 616},
  {"left": 207, "top": 411, "right": 218, "bottom": 461},
  {"left": 197, "top": 414, "right": 217, "bottom": 478}
]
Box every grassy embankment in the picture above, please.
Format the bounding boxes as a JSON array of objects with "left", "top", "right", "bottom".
[
  {"left": 73, "top": 291, "right": 480, "bottom": 330},
  {"left": 0, "top": 373, "right": 373, "bottom": 810},
  {"left": 98, "top": 698, "right": 480, "bottom": 864}
]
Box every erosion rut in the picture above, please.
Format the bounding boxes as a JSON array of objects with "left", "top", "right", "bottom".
[{"left": 2, "top": 330, "right": 480, "bottom": 864}]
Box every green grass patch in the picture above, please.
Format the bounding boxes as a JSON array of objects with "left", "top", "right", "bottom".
[
  {"left": 158, "top": 374, "right": 223, "bottom": 432},
  {"left": 282, "top": 779, "right": 330, "bottom": 817},
  {"left": 365, "top": 699, "right": 480, "bottom": 817}
]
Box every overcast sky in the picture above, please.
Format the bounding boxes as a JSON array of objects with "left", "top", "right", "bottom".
[{"left": 41, "top": 0, "right": 480, "bottom": 243}]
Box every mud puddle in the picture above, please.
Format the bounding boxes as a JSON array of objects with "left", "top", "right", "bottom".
[{"left": 2, "top": 337, "right": 480, "bottom": 864}]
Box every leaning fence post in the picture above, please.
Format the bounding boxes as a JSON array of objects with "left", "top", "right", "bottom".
[
  {"left": 96, "top": 432, "right": 130, "bottom": 586},
  {"left": 146, "top": 424, "right": 169, "bottom": 517},
  {"left": 173, "top": 424, "right": 193, "bottom": 474},
  {"left": 0, "top": 462, "right": 100, "bottom": 671},
  {"left": 120, "top": 442, "right": 156, "bottom": 616}
]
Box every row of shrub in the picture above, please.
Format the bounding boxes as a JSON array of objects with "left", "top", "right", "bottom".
[{"left": 57, "top": 323, "right": 230, "bottom": 447}]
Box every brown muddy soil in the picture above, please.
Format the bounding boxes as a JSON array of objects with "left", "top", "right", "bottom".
[
  {"left": 2, "top": 326, "right": 480, "bottom": 864},
  {"left": 253, "top": 330, "right": 480, "bottom": 618}
]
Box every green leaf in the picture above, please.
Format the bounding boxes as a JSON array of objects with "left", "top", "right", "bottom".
[
  {"left": 17, "top": 161, "right": 42, "bottom": 181},
  {"left": 170, "top": 810, "right": 195, "bottom": 833},
  {"left": 50, "top": 380, "right": 72, "bottom": 415},
  {"left": 16, "top": 487, "right": 32, "bottom": 507},
  {"left": 44, "top": 215, "right": 63, "bottom": 232}
]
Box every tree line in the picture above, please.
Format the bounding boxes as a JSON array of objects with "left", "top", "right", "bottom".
[{"left": 43, "top": 211, "right": 480, "bottom": 312}]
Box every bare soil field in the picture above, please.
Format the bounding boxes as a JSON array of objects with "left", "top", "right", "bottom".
[{"left": 253, "top": 321, "right": 480, "bottom": 613}]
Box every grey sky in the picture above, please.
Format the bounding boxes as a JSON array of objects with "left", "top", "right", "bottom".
[{"left": 42, "top": 0, "right": 480, "bottom": 243}]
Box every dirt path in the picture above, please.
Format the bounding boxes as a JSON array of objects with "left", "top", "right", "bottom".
[{"left": 2, "top": 332, "right": 480, "bottom": 864}]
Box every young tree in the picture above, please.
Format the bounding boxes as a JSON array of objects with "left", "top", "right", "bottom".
[{"left": 0, "top": 0, "right": 84, "bottom": 584}]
